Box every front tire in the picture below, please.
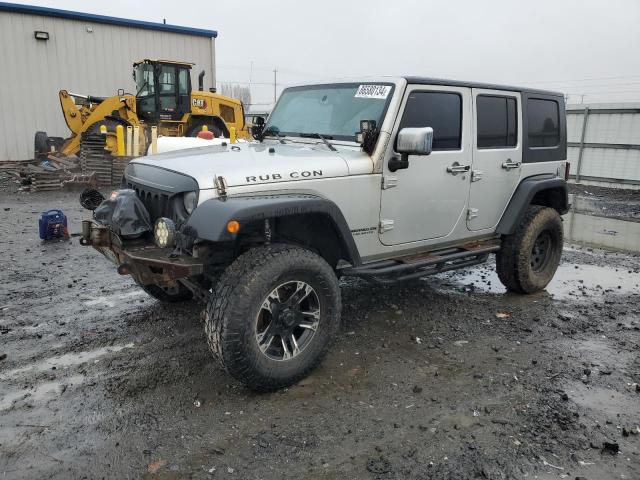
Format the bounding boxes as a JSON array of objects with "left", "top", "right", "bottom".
[
  {"left": 204, "top": 244, "right": 341, "bottom": 392},
  {"left": 496, "top": 206, "right": 563, "bottom": 294},
  {"left": 186, "top": 122, "right": 223, "bottom": 138}
]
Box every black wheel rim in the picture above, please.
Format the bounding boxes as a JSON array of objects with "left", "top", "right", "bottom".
[
  {"left": 255, "top": 281, "right": 320, "bottom": 361},
  {"left": 530, "top": 230, "right": 553, "bottom": 272}
]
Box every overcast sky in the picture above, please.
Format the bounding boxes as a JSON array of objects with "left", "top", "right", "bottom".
[{"left": 24, "top": 0, "right": 640, "bottom": 107}]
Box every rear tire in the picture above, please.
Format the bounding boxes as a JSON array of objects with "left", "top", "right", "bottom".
[
  {"left": 204, "top": 244, "right": 341, "bottom": 392},
  {"left": 496, "top": 206, "right": 563, "bottom": 294},
  {"left": 34, "top": 131, "right": 49, "bottom": 159}
]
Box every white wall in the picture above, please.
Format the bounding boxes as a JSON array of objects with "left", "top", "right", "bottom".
[
  {"left": 0, "top": 11, "right": 215, "bottom": 160},
  {"left": 567, "top": 103, "right": 640, "bottom": 187}
]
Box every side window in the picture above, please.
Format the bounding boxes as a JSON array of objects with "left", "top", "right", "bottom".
[
  {"left": 220, "top": 104, "right": 236, "bottom": 123},
  {"left": 178, "top": 68, "right": 189, "bottom": 95},
  {"left": 527, "top": 98, "right": 560, "bottom": 148},
  {"left": 398, "top": 91, "right": 461, "bottom": 150},
  {"left": 476, "top": 95, "right": 518, "bottom": 148}
]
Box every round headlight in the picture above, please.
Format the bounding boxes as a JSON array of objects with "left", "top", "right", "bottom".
[
  {"left": 183, "top": 191, "right": 197, "bottom": 214},
  {"left": 154, "top": 217, "right": 176, "bottom": 248}
]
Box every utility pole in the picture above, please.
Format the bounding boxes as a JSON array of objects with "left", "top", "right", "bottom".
[
  {"left": 248, "top": 61, "right": 253, "bottom": 108},
  {"left": 273, "top": 68, "right": 277, "bottom": 103}
]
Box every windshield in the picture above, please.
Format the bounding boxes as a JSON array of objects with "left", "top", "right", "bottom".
[
  {"left": 264, "top": 83, "right": 395, "bottom": 141},
  {"left": 135, "top": 63, "right": 155, "bottom": 97}
]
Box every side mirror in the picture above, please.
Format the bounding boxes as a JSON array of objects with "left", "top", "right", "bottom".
[
  {"left": 397, "top": 127, "right": 433, "bottom": 156},
  {"left": 389, "top": 127, "right": 434, "bottom": 172}
]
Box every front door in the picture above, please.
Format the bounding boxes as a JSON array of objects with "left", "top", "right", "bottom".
[
  {"left": 157, "top": 64, "right": 191, "bottom": 121},
  {"left": 379, "top": 85, "right": 472, "bottom": 245},
  {"left": 467, "top": 89, "right": 522, "bottom": 231}
]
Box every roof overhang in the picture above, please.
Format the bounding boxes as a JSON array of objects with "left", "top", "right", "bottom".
[{"left": 0, "top": 2, "right": 217, "bottom": 38}]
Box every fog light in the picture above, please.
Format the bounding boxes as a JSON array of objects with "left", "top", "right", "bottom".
[{"left": 154, "top": 217, "right": 176, "bottom": 248}]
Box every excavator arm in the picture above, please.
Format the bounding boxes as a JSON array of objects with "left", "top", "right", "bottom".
[
  {"left": 59, "top": 90, "right": 84, "bottom": 135},
  {"left": 57, "top": 90, "right": 139, "bottom": 156}
]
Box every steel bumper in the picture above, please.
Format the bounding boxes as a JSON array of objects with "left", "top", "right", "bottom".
[{"left": 80, "top": 220, "right": 203, "bottom": 285}]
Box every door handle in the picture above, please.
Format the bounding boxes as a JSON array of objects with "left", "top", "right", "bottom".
[
  {"left": 446, "top": 162, "right": 471, "bottom": 175},
  {"left": 502, "top": 159, "right": 521, "bottom": 170}
]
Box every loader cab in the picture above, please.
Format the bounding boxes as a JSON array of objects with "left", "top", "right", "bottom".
[{"left": 133, "top": 59, "right": 193, "bottom": 123}]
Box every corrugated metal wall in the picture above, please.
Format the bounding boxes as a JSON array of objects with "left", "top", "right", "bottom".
[
  {"left": 567, "top": 103, "right": 640, "bottom": 189},
  {"left": 0, "top": 10, "right": 215, "bottom": 160}
]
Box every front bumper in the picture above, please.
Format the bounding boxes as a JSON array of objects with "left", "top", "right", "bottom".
[{"left": 80, "top": 220, "right": 204, "bottom": 285}]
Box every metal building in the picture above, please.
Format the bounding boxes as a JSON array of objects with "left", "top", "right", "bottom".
[
  {"left": 0, "top": 3, "right": 217, "bottom": 160},
  {"left": 567, "top": 103, "right": 640, "bottom": 190}
]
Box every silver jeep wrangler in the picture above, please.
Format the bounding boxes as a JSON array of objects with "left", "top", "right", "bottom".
[{"left": 81, "top": 77, "right": 569, "bottom": 391}]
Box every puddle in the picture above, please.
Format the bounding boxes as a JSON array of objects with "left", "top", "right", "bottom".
[
  {"left": 1, "top": 343, "right": 135, "bottom": 379},
  {"left": 565, "top": 211, "right": 640, "bottom": 253},
  {"left": 81, "top": 290, "right": 145, "bottom": 308},
  {"left": 564, "top": 381, "right": 639, "bottom": 418},
  {"left": 0, "top": 375, "right": 85, "bottom": 411},
  {"left": 560, "top": 338, "right": 635, "bottom": 375},
  {"left": 437, "top": 211, "right": 640, "bottom": 299},
  {"left": 438, "top": 260, "right": 639, "bottom": 300}
]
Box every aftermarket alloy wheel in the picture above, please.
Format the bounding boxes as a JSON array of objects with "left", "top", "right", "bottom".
[
  {"left": 255, "top": 280, "right": 321, "bottom": 361},
  {"left": 204, "top": 244, "right": 341, "bottom": 392},
  {"left": 496, "top": 205, "right": 563, "bottom": 294}
]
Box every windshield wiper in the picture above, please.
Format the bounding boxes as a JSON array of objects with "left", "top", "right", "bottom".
[
  {"left": 261, "top": 126, "right": 278, "bottom": 137},
  {"left": 299, "top": 132, "right": 337, "bottom": 151},
  {"left": 260, "top": 126, "right": 287, "bottom": 142}
]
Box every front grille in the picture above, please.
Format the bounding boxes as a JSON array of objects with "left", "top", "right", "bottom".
[
  {"left": 123, "top": 164, "right": 197, "bottom": 226},
  {"left": 125, "top": 182, "right": 173, "bottom": 223}
]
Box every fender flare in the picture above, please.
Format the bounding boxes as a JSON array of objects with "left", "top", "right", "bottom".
[
  {"left": 184, "top": 192, "right": 361, "bottom": 265},
  {"left": 496, "top": 175, "right": 569, "bottom": 235}
]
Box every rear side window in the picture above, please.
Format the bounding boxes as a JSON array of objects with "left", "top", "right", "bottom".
[
  {"left": 399, "top": 91, "right": 461, "bottom": 150},
  {"left": 476, "top": 95, "right": 517, "bottom": 148},
  {"left": 527, "top": 98, "right": 560, "bottom": 147}
]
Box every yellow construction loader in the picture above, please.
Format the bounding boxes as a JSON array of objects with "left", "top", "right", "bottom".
[{"left": 35, "top": 59, "right": 248, "bottom": 160}]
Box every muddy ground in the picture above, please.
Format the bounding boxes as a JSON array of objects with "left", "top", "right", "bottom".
[{"left": 1, "top": 188, "right": 639, "bottom": 480}]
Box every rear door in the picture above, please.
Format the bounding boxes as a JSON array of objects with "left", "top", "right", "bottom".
[
  {"left": 467, "top": 89, "right": 522, "bottom": 231},
  {"left": 379, "top": 85, "right": 472, "bottom": 245}
]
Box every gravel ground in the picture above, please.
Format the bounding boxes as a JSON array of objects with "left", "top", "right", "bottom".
[{"left": 1, "top": 190, "right": 639, "bottom": 480}]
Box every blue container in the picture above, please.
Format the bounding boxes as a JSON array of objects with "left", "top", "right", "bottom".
[{"left": 39, "top": 209, "right": 68, "bottom": 240}]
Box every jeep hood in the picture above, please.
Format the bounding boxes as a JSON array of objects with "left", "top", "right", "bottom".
[{"left": 130, "top": 142, "right": 372, "bottom": 189}]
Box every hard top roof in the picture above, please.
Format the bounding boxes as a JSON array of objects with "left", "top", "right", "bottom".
[
  {"left": 404, "top": 76, "right": 563, "bottom": 97},
  {"left": 283, "top": 77, "right": 563, "bottom": 97}
]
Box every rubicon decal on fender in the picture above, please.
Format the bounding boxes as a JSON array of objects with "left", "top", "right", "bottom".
[{"left": 245, "top": 170, "right": 323, "bottom": 183}]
